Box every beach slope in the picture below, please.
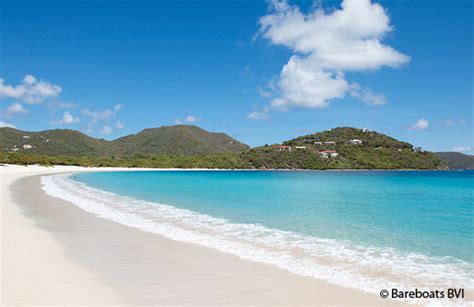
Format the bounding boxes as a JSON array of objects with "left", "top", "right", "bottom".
[{"left": 1, "top": 165, "right": 396, "bottom": 305}]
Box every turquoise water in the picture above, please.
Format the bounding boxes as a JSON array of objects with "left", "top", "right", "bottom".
[
  {"left": 73, "top": 170, "right": 473, "bottom": 261},
  {"left": 42, "top": 170, "right": 473, "bottom": 299}
]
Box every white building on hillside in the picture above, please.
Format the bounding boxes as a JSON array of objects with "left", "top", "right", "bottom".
[
  {"left": 274, "top": 145, "right": 291, "bottom": 151},
  {"left": 348, "top": 139, "right": 363, "bottom": 145},
  {"left": 319, "top": 150, "right": 338, "bottom": 158}
]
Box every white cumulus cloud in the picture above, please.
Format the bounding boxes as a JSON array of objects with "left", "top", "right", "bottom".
[
  {"left": 83, "top": 104, "right": 123, "bottom": 121},
  {"left": 257, "top": 86, "right": 272, "bottom": 98},
  {"left": 350, "top": 85, "right": 386, "bottom": 105},
  {"left": 247, "top": 110, "right": 271, "bottom": 120},
  {"left": 52, "top": 111, "right": 80, "bottom": 125},
  {"left": 100, "top": 125, "right": 113, "bottom": 135},
  {"left": 174, "top": 115, "right": 199, "bottom": 124},
  {"left": 114, "top": 104, "right": 125, "bottom": 112},
  {"left": 185, "top": 115, "right": 197, "bottom": 123},
  {"left": 409, "top": 118, "right": 429, "bottom": 131},
  {"left": 3, "top": 102, "right": 28, "bottom": 117},
  {"left": 82, "top": 104, "right": 124, "bottom": 133},
  {"left": 257, "top": 0, "right": 409, "bottom": 111},
  {"left": 0, "top": 75, "right": 62, "bottom": 104}
]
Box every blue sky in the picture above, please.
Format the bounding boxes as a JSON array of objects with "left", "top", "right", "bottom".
[{"left": 1, "top": 0, "right": 472, "bottom": 153}]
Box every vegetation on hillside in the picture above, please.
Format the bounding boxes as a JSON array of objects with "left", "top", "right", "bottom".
[
  {"left": 435, "top": 152, "right": 474, "bottom": 169},
  {"left": 243, "top": 127, "right": 443, "bottom": 170},
  {"left": 0, "top": 125, "right": 248, "bottom": 157},
  {"left": 240, "top": 146, "right": 441, "bottom": 170},
  {"left": 285, "top": 127, "right": 413, "bottom": 149},
  {"left": 0, "top": 127, "right": 111, "bottom": 156},
  {"left": 0, "top": 152, "right": 250, "bottom": 169},
  {"left": 112, "top": 125, "right": 249, "bottom": 155},
  {"left": 0, "top": 127, "right": 445, "bottom": 170}
]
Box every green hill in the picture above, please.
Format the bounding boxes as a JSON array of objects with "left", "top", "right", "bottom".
[
  {"left": 0, "top": 125, "right": 249, "bottom": 157},
  {"left": 435, "top": 152, "right": 474, "bottom": 169},
  {"left": 0, "top": 126, "right": 446, "bottom": 170},
  {"left": 112, "top": 125, "right": 249, "bottom": 156},
  {"left": 0, "top": 127, "right": 111, "bottom": 156},
  {"left": 241, "top": 127, "right": 443, "bottom": 170}
]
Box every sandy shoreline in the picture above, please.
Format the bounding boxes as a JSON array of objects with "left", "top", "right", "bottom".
[{"left": 1, "top": 164, "right": 398, "bottom": 305}]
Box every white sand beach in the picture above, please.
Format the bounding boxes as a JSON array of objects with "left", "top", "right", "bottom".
[{"left": 1, "top": 164, "right": 399, "bottom": 305}]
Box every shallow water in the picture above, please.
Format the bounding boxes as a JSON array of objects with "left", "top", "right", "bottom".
[{"left": 42, "top": 170, "right": 474, "bottom": 302}]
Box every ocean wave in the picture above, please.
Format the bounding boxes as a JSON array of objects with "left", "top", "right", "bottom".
[{"left": 41, "top": 174, "right": 473, "bottom": 305}]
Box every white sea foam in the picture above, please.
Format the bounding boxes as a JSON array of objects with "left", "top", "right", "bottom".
[{"left": 41, "top": 174, "right": 473, "bottom": 305}]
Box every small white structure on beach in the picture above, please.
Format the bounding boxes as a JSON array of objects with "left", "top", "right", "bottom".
[
  {"left": 348, "top": 139, "right": 363, "bottom": 145},
  {"left": 22, "top": 144, "right": 33, "bottom": 149}
]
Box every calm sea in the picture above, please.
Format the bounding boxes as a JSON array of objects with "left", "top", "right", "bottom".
[{"left": 42, "top": 170, "right": 473, "bottom": 302}]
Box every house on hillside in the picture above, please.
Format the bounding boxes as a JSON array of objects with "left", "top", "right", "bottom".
[
  {"left": 319, "top": 150, "right": 338, "bottom": 158},
  {"left": 324, "top": 141, "right": 336, "bottom": 146},
  {"left": 295, "top": 146, "right": 306, "bottom": 150},
  {"left": 361, "top": 128, "right": 369, "bottom": 132},
  {"left": 22, "top": 135, "right": 30, "bottom": 139},
  {"left": 23, "top": 144, "right": 33, "bottom": 149},
  {"left": 348, "top": 139, "right": 363, "bottom": 145},
  {"left": 414, "top": 147, "right": 424, "bottom": 153},
  {"left": 314, "top": 141, "right": 322, "bottom": 146},
  {"left": 274, "top": 145, "right": 291, "bottom": 152}
]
